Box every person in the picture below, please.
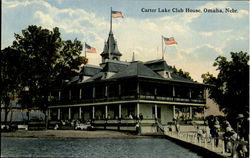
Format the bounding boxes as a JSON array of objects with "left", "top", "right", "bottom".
[
  {"left": 205, "top": 126, "right": 211, "bottom": 143},
  {"left": 107, "top": 114, "right": 111, "bottom": 120},
  {"left": 237, "top": 114, "right": 249, "bottom": 142},
  {"left": 173, "top": 117, "right": 179, "bottom": 133},
  {"left": 135, "top": 122, "right": 140, "bottom": 135},
  {"left": 208, "top": 116, "right": 215, "bottom": 139},
  {"left": 236, "top": 114, "right": 249, "bottom": 157},
  {"left": 139, "top": 113, "right": 143, "bottom": 120},
  {"left": 223, "top": 121, "right": 235, "bottom": 153},
  {"left": 213, "top": 117, "right": 220, "bottom": 147},
  {"left": 197, "top": 126, "right": 204, "bottom": 143},
  {"left": 128, "top": 114, "right": 133, "bottom": 119},
  {"left": 54, "top": 124, "right": 59, "bottom": 130}
]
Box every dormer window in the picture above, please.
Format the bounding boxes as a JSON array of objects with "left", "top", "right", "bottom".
[
  {"left": 166, "top": 71, "right": 171, "bottom": 78},
  {"left": 166, "top": 72, "right": 169, "bottom": 78}
]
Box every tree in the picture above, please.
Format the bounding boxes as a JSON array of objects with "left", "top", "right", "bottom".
[
  {"left": 0, "top": 47, "right": 23, "bottom": 128},
  {"left": 202, "top": 52, "right": 249, "bottom": 127},
  {"left": 1, "top": 25, "right": 87, "bottom": 128},
  {"left": 171, "top": 66, "right": 193, "bottom": 80}
]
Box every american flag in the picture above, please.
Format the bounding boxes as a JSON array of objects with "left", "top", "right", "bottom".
[
  {"left": 112, "top": 11, "right": 123, "bottom": 18},
  {"left": 85, "top": 43, "right": 96, "bottom": 53},
  {"left": 164, "top": 37, "right": 177, "bottom": 45}
]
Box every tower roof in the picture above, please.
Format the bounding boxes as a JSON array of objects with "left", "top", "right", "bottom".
[{"left": 100, "top": 31, "right": 122, "bottom": 57}]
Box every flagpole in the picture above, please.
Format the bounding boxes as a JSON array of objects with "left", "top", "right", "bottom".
[
  {"left": 84, "top": 42, "right": 86, "bottom": 58},
  {"left": 110, "top": 7, "right": 112, "bottom": 32},
  {"left": 162, "top": 35, "right": 164, "bottom": 60}
]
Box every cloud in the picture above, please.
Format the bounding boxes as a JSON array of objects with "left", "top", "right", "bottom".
[
  {"left": 200, "top": 32, "right": 213, "bottom": 37},
  {"left": 3, "top": 0, "right": 31, "bottom": 8},
  {"left": 221, "top": 29, "right": 232, "bottom": 33},
  {"left": 2, "top": 0, "right": 248, "bottom": 82},
  {"left": 229, "top": 9, "right": 248, "bottom": 19},
  {"left": 34, "top": 11, "right": 54, "bottom": 27}
]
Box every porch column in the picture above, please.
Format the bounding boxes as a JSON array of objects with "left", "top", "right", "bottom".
[
  {"left": 68, "top": 107, "right": 71, "bottom": 120},
  {"left": 203, "top": 106, "right": 205, "bottom": 119},
  {"left": 137, "top": 103, "right": 140, "bottom": 118},
  {"left": 58, "top": 108, "right": 60, "bottom": 120},
  {"left": 105, "top": 105, "right": 108, "bottom": 119},
  {"left": 48, "top": 92, "right": 51, "bottom": 101},
  {"left": 79, "top": 107, "right": 82, "bottom": 119},
  {"left": 79, "top": 89, "right": 82, "bottom": 99},
  {"left": 173, "top": 86, "right": 175, "bottom": 97},
  {"left": 189, "top": 89, "right": 192, "bottom": 98},
  {"left": 58, "top": 91, "right": 61, "bottom": 101},
  {"left": 69, "top": 90, "right": 71, "bottom": 100},
  {"left": 119, "top": 104, "right": 121, "bottom": 119},
  {"left": 105, "top": 85, "right": 108, "bottom": 97},
  {"left": 92, "top": 106, "right": 95, "bottom": 119},
  {"left": 190, "top": 106, "right": 192, "bottom": 119},
  {"left": 93, "top": 87, "right": 95, "bottom": 98},
  {"left": 155, "top": 104, "right": 158, "bottom": 118},
  {"left": 118, "top": 84, "right": 121, "bottom": 96},
  {"left": 173, "top": 105, "right": 175, "bottom": 118},
  {"left": 137, "top": 82, "right": 140, "bottom": 96},
  {"left": 48, "top": 108, "right": 51, "bottom": 120},
  {"left": 204, "top": 89, "right": 206, "bottom": 99}
]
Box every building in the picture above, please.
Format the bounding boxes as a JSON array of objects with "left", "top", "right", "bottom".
[{"left": 48, "top": 29, "right": 207, "bottom": 133}]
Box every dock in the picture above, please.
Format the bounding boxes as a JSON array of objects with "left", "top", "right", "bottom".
[{"left": 162, "top": 128, "right": 232, "bottom": 158}]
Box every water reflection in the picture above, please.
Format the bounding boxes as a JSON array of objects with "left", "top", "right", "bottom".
[{"left": 1, "top": 137, "right": 201, "bottom": 158}]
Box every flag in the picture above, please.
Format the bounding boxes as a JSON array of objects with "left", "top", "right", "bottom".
[
  {"left": 163, "top": 37, "right": 177, "bottom": 45},
  {"left": 112, "top": 11, "right": 123, "bottom": 18},
  {"left": 85, "top": 43, "right": 96, "bottom": 53}
]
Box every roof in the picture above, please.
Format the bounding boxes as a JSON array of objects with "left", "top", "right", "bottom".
[
  {"left": 83, "top": 60, "right": 200, "bottom": 85},
  {"left": 102, "top": 60, "right": 129, "bottom": 73},
  {"left": 144, "top": 59, "right": 196, "bottom": 83},
  {"left": 85, "top": 72, "right": 104, "bottom": 82},
  {"left": 144, "top": 59, "right": 172, "bottom": 72},
  {"left": 170, "top": 73, "right": 195, "bottom": 83},
  {"left": 81, "top": 64, "right": 102, "bottom": 76},
  {"left": 101, "top": 31, "right": 122, "bottom": 56},
  {"left": 85, "top": 61, "right": 129, "bottom": 82},
  {"left": 110, "top": 61, "right": 163, "bottom": 79}
]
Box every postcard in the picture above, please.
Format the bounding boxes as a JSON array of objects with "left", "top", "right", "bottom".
[{"left": 2, "top": 0, "right": 249, "bottom": 157}]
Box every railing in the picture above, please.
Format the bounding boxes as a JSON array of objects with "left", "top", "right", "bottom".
[
  {"left": 156, "top": 119, "right": 165, "bottom": 133},
  {"left": 49, "top": 95, "right": 205, "bottom": 106},
  {"left": 162, "top": 127, "right": 248, "bottom": 157}
]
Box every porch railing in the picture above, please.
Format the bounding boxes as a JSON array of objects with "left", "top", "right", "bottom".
[{"left": 49, "top": 95, "right": 205, "bottom": 106}]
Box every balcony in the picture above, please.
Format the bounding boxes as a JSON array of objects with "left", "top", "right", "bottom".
[{"left": 49, "top": 93, "right": 205, "bottom": 106}]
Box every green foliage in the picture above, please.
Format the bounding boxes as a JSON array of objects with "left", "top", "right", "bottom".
[
  {"left": 1, "top": 47, "right": 24, "bottom": 125},
  {"left": 1, "top": 25, "right": 87, "bottom": 116},
  {"left": 171, "top": 66, "right": 193, "bottom": 80},
  {"left": 202, "top": 52, "right": 249, "bottom": 126}
]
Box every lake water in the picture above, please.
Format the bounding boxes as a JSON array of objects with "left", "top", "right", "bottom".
[{"left": 1, "top": 137, "right": 202, "bottom": 158}]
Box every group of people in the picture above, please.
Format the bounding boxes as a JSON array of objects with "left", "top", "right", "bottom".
[
  {"left": 195, "top": 114, "right": 249, "bottom": 157},
  {"left": 196, "top": 116, "right": 220, "bottom": 145},
  {"left": 207, "top": 116, "right": 221, "bottom": 147},
  {"left": 223, "top": 114, "right": 249, "bottom": 158},
  {"left": 95, "top": 113, "right": 141, "bottom": 120},
  {"left": 207, "top": 114, "right": 249, "bottom": 158}
]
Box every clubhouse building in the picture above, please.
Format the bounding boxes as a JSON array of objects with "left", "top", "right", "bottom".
[{"left": 48, "top": 29, "right": 207, "bottom": 133}]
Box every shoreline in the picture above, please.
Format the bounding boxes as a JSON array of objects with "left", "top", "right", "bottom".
[{"left": 1, "top": 130, "right": 164, "bottom": 139}]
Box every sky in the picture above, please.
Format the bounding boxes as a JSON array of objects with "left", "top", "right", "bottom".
[{"left": 2, "top": 0, "right": 249, "bottom": 82}]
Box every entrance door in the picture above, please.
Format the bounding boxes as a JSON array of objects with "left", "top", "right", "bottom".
[{"left": 152, "top": 107, "right": 161, "bottom": 119}]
